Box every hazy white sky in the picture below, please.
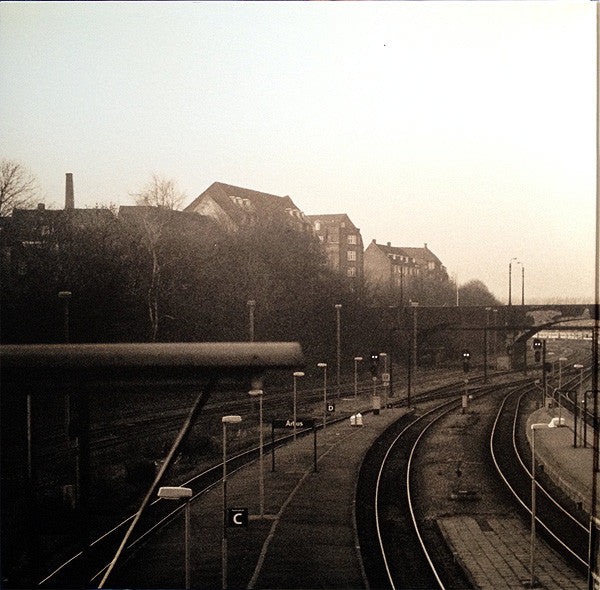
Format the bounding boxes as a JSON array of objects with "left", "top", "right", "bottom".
[{"left": 1, "top": 1, "right": 596, "bottom": 303}]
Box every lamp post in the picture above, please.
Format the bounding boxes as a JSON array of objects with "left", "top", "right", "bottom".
[
  {"left": 575, "top": 364, "right": 585, "bottom": 447},
  {"left": 530, "top": 421, "right": 557, "bottom": 587},
  {"left": 354, "top": 356, "right": 363, "bottom": 421},
  {"left": 58, "top": 290, "right": 72, "bottom": 343},
  {"left": 318, "top": 363, "right": 327, "bottom": 429},
  {"left": 558, "top": 357, "right": 568, "bottom": 390},
  {"left": 292, "top": 371, "right": 304, "bottom": 470},
  {"left": 248, "top": 388, "right": 264, "bottom": 516},
  {"left": 335, "top": 304, "right": 342, "bottom": 397},
  {"left": 221, "top": 415, "right": 242, "bottom": 590},
  {"left": 247, "top": 300, "right": 256, "bottom": 342},
  {"left": 519, "top": 262, "right": 525, "bottom": 306},
  {"left": 410, "top": 301, "right": 419, "bottom": 374},
  {"left": 158, "top": 486, "right": 193, "bottom": 589},
  {"left": 354, "top": 356, "right": 363, "bottom": 400},
  {"left": 508, "top": 258, "right": 519, "bottom": 306},
  {"left": 379, "top": 352, "right": 388, "bottom": 407}
]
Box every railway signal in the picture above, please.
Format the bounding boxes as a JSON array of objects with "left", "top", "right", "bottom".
[
  {"left": 462, "top": 350, "right": 471, "bottom": 373},
  {"left": 533, "top": 338, "right": 542, "bottom": 363},
  {"left": 370, "top": 352, "right": 379, "bottom": 377}
]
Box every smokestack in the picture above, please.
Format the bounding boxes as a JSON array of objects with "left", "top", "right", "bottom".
[{"left": 65, "top": 173, "right": 74, "bottom": 210}]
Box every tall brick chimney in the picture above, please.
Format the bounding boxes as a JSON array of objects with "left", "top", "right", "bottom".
[{"left": 65, "top": 173, "right": 74, "bottom": 210}]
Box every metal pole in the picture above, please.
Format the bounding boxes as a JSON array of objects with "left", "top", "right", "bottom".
[
  {"left": 484, "top": 327, "right": 488, "bottom": 383},
  {"left": 318, "top": 364, "right": 327, "bottom": 430},
  {"left": 530, "top": 427, "right": 537, "bottom": 588},
  {"left": 522, "top": 264, "right": 525, "bottom": 306},
  {"left": 185, "top": 501, "right": 190, "bottom": 590},
  {"left": 509, "top": 260, "right": 513, "bottom": 306},
  {"left": 247, "top": 300, "right": 255, "bottom": 342},
  {"left": 335, "top": 304, "right": 342, "bottom": 397},
  {"left": 222, "top": 422, "right": 227, "bottom": 590},
  {"left": 259, "top": 394, "right": 264, "bottom": 517}
]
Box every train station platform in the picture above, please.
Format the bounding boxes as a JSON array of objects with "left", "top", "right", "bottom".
[
  {"left": 527, "top": 406, "right": 594, "bottom": 514},
  {"left": 112, "top": 397, "right": 406, "bottom": 589},
  {"left": 111, "top": 391, "right": 591, "bottom": 590}
]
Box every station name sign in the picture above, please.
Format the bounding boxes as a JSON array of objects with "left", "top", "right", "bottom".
[{"left": 272, "top": 418, "right": 315, "bottom": 429}]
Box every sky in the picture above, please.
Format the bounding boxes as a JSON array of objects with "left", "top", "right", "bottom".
[{"left": 0, "top": 1, "right": 597, "bottom": 304}]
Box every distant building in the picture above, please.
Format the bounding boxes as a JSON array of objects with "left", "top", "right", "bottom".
[
  {"left": 0, "top": 174, "right": 116, "bottom": 281},
  {"left": 307, "top": 214, "right": 364, "bottom": 286},
  {"left": 364, "top": 240, "right": 447, "bottom": 301},
  {"left": 185, "top": 182, "right": 312, "bottom": 233}
]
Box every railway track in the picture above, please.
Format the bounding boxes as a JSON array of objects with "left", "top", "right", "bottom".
[
  {"left": 36, "top": 370, "right": 497, "bottom": 588},
  {"left": 356, "top": 373, "right": 590, "bottom": 589},
  {"left": 490, "top": 383, "right": 589, "bottom": 575},
  {"left": 355, "top": 379, "right": 515, "bottom": 589}
]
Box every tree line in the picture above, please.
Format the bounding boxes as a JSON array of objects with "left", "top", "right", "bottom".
[{"left": 0, "top": 161, "right": 500, "bottom": 373}]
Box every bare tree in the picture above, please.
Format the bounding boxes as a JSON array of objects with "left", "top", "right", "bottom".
[
  {"left": 129, "top": 174, "right": 187, "bottom": 341},
  {"left": 131, "top": 173, "right": 185, "bottom": 210},
  {"left": 0, "top": 159, "right": 38, "bottom": 216}
]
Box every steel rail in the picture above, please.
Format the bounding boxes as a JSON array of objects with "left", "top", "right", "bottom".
[
  {"left": 489, "top": 388, "right": 588, "bottom": 569},
  {"left": 512, "top": 391, "right": 587, "bottom": 533}
]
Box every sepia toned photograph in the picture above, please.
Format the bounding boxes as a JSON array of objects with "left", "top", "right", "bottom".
[{"left": 1, "top": 1, "right": 598, "bottom": 588}]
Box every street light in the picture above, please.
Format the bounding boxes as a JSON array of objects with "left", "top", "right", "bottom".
[
  {"left": 248, "top": 388, "right": 265, "bottom": 516},
  {"left": 558, "top": 357, "right": 568, "bottom": 390},
  {"left": 529, "top": 421, "right": 559, "bottom": 587},
  {"left": 292, "top": 372, "right": 304, "bottom": 444},
  {"left": 508, "top": 258, "right": 519, "bottom": 306},
  {"left": 158, "top": 486, "right": 193, "bottom": 589},
  {"left": 221, "top": 415, "right": 242, "bottom": 590},
  {"left": 519, "top": 262, "right": 525, "bottom": 306},
  {"left": 410, "top": 301, "right": 419, "bottom": 373},
  {"left": 354, "top": 356, "right": 363, "bottom": 400},
  {"left": 379, "top": 352, "right": 388, "bottom": 407},
  {"left": 317, "top": 363, "right": 327, "bottom": 429},
  {"left": 247, "top": 300, "right": 256, "bottom": 342},
  {"left": 335, "top": 304, "right": 342, "bottom": 397},
  {"left": 574, "top": 364, "right": 585, "bottom": 447},
  {"left": 58, "top": 290, "right": 72, "bottom": 343}
]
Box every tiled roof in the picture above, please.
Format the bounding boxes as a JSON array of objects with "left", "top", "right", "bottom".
[{"left": 185, "top": 182, "right": 304, "bottom": 226}]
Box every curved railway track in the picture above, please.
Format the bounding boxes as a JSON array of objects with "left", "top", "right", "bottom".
[
  {"left": 37, "top": 372, "right": 500, "bottom": 588},
  {"left": 355, "top": 380, "right": 518, "bottom": 589},
  {"left": 490, "top": 383, "right": 589, "bottom": 574}
]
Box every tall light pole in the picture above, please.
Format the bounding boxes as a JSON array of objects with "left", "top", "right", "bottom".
[
  {"left": 519, "top": 262, "right": 525, "bottom": 306},
  {"left": 410, "top": 301, "right": 419, "bottom": 374},
  {"left": 379, "top": 352, "right": 388, "bottom": 407},
  {"left": 354, "top": 357, "right": 363, "bottom": 400},
  {"left": 222, "top": 415, "right": 242, "bottom": 590},
  {"left": 530, "top": 422, "right": 550, "bottom": 588},
  {"left": 158, "top": 486, "right": 193, "bottom": 589},
  {"left": 508, "top": 258, "right": 519, "bottom": 306},
  {"left": 248, "top": 388, "right": 264, "bottom": 517},
  {"left": 318, "top": 363, "right": 327, "bottom": 429},
  {"left": 247, "top": 300, "right": 256, "bottom": 342},
  {"left": 575, "top": 364, "right": 584, "bottom": 447},
  {"left": 292, "top": 372, "right": 304, "bottom": 444},
  {"left": 58, "top": 290, "right": 72, "bottom": 343},
  {"left": 335, "top": 304, "right": 342, "bottom": 397}
]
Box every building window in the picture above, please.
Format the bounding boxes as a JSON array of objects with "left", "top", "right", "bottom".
[
  {"left": 318, "top": 235, "right": 324, "bottom": 242},
  {"left": 347, "top": 267, "right": 356, "bottom": 277},
  {"left": 315, "top": 222, "right": 321, "bottom": 231},
  {"left": 347, "top": 250, "right": 356, "bottom": 261},
  {"left": 347, "top": 234, "right": 357, "bottom": 245}
]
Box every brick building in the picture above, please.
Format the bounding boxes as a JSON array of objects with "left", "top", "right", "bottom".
[{"left": 307, "top": 213, "right": 364, "bottom": 287}]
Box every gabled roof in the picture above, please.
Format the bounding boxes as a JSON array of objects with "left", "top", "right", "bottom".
[
  {"left": 185, "top": 182, "right": 304, "bottom": 227},
  {"left": 402, "top": 245, "right": 442, "bottom": 266},
  {"left": 306, "top": 213, "right": 359, "bottom": 230}
]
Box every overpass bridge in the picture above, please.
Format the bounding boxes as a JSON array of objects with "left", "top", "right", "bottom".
[{"left": 383, "top": 303, "right": 596, "bottom": 370}]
